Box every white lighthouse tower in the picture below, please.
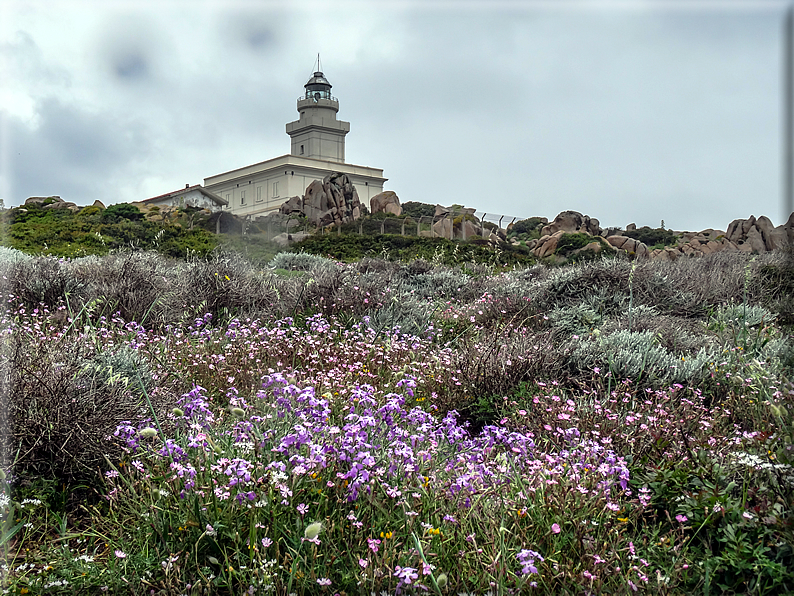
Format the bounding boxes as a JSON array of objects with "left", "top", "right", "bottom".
[{"left": 286, "top": 70, "right": 350, "bottom": 163}]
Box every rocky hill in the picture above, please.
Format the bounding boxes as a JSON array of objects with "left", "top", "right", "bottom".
[{"left": 517, "top": 210, "right": 793, "bottom": 261}]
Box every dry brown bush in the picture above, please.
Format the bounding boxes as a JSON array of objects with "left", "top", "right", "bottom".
[{"left": 5, "top": 331, "right": 175, "bottom": 486}]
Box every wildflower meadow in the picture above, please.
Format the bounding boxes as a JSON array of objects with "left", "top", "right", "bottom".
[{"left": 1, "top": 246, "right": 792, "bottom": 595}]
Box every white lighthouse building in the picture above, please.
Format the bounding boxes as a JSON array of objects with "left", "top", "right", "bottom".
[{"left": 202, "top": 69, "right": 386, "bottom": 217}]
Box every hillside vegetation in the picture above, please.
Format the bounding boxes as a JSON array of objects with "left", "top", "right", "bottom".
[
  {"left": 2, "top": 244, "right": 793, "bottom": 595},
  {"left": 3, "top": 201, "right": 219, "bottom": 258}
]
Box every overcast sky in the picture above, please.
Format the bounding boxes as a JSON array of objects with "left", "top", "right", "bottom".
[{"left": 1, "top": 0, "right": 791, "bottom": 231}]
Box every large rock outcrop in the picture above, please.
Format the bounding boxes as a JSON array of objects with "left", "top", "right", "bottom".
[
  {"left": 541, "top": 210, "right": 602, "bottom": 237},
  {"left": 431, "top": 205, "right": 485, "bottom": 240},
  {"left": 528, "top": 211, "right": 793, "bottom": 261},
  {"left": 280, "top": 173, "right": 363, "bottom": 227},
  {"left": 24, "top": 196, "right": 79, "bottom": 212},
  {"left": 370, "top": 191, "right": 402, "bottom": 216},
  {"left": 726, "top": 214, "right": 792, "bottom": 252}
]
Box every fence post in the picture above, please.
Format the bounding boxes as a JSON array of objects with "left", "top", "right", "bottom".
[
  {"left": 481, "top": 214, "right": 488, "bottom": 238},
  {"left": 417, "top": 218, "right": 421, "bottom": 237},
  {"left": 401, "top": 220, "right": 406, "bottom": 236},
  {"left": 336, "top": 223, "right": 341, "bottom": 236},
  {"left": 380, "top": 220, "right": 385, "bottom": 235}
]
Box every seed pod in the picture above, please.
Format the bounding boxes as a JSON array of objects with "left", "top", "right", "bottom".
[{"left": 304, "top": 521, "right": 323, "bottom": 540}]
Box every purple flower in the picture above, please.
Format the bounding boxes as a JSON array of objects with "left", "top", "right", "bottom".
[
  {"left": 367, "top": 538, "right": 381, "bottom": 553},
  {"left": 394, "top": 566, "right": 419, "bottom": 584},
  {"left": 297, "top": 503, "right": 309, "bottom": 515},
  {"left": 516, "top": 549, "right": 544, "bottom": 576},
  {"left": 676, "top": 514, "right": 688, "bottom": 523},
  {"left": 316, "top": 578, "right": 331, "bottom": 586},
  {"left": 551, "top": 523, "right": 561, "bottom": 534}
]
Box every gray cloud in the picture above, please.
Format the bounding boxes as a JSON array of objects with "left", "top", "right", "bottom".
[
  {"left": 94, "top": 13, "right": 171, "bottom": 85},
  {"left": 6, "top": 97, "right": 151, "bottom": 203},
  {"left": 113, "top": 53, "right": 149, "bottom": 80}
]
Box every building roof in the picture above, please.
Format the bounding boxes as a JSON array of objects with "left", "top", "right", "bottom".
[
  {"left": 142, "top": 184, "right": 228, "bottom": 206},
  {"left": 305, "top": 71, "right": 332, "bottom": 89},
  {"left": 203, "top": 154, "right": 386, "bottom": 187}
]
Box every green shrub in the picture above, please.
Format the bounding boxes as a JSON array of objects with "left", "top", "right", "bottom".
[
  {"left": 401, "top": 201, "right": 436, "bottom": 219},
  {"left": 3, "top": 201, "right": 218, "bottom": 258},
  {"left": 555, "top": 233, "right": 593, "bottom": 255},
  {"left": 554, "top": 234, "right": 614, "bottom": 261},
  {"left": 77, "top": 205, "right": 103, "bottom": 218},
  {"left": 291, "top": 233, "right": 536, "bottom": 267},
  {"left": 510, "top": 217, "right": 545, "bottom": 236},
  {"left": 102, "top": 203, "right": 144, "bottom": 223},
  {"left": 623, "top": 226, "right": 678, "bottom": 247}
]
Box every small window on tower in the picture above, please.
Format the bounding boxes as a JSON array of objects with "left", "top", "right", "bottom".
[
  {"left": 240, "top": 190, "right": 246, "bottom": 205},
  {"left": 300, "top": 145, "right": 304, "bottom": 155},
  {"left": 273, "top": 181, "right": 279, "bottom": 198}
]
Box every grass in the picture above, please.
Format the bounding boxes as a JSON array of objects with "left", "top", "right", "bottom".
[{"left": 1, "top": 247, "right": 792, "bottom": 595}]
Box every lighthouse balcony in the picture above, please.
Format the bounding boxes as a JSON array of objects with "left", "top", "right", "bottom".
[{"left": 297, "top": 97, "right": 339, "bottom": 111}]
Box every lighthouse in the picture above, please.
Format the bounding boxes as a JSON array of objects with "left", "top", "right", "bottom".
[
  {"left": 286, "top": 70, "right": 350, "bottom": 163},
  {"left": 202, "top": 64, "right": 385, "bottom": 217}
]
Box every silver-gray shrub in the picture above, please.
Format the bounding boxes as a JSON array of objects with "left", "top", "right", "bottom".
[
  {"left": 81, "top": 344, "right": 154, "bottom": 395},
  {"left": 269, "top": 251, "right": 339, "bottom": 274},
  {"left": 600, "top": 307, "right": 713, "bottom": 354},
  {"left": 407, "top": 269, "right": 472, "bottom": 300},
  {"left": 0, "top": 246, "right": 32, "bottom": 272},
  {"left": 364, "top": 294, "right": 435, "bottom": 338},
  {"left": 548, "top": 304, "right": 602, "bottom": 336},
  {"left": 712, "top": 304, "right": 777, "bottom": 330},
  {"left": 568, "top": 329, "right": 717, "bottom": 386}
]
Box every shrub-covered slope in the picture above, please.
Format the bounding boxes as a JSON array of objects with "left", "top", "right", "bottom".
[{"left": 2, "top": 247, "right": 792, "bottom": 595}]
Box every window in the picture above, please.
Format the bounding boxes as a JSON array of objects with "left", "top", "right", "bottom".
[
  {"left": 273, "top": 181, "right": 279, "bottom": 198},
  {"left": 240, "top": 190, "right": 246, "bottom": 205},
  {"left": 256, "top": 186, "right": 263, "bottom": 203},
  {"left": 300, "top": 145, "right": 304, "bottom": 155}
]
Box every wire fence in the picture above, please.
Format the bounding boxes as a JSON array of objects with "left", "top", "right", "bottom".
[{"left": 254, "top": 212, "right": 527, "bottom": 242}]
